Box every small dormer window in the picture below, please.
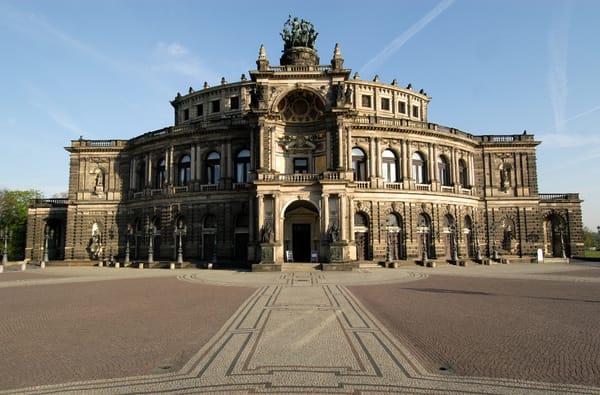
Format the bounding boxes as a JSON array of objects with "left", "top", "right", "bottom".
[
  {"left": 211, "top": 99, "right": 220, "bottom": 113},
  {"left": 361, "top": 95, "right": 372, "bottom": 108},
  {"left": 412, "top": 105, "right": 420, "bottom": 118},
  {"left": 230, "top": 96, "right": 239, "bottom": 110},
  {"left": 381, "top": 97, "right": 390, "bottom": 111},
  {"left": 398, "top": 101, "right": 407, "bottom": 114}
]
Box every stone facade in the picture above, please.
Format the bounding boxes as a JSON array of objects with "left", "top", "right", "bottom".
[{"left": 26, "top": 21, "right": 584, "bottom": 268}]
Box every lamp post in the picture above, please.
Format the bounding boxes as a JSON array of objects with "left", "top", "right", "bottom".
[
  {"left": 174, "top": 222, "right": 187, "bottom": 264},
  {"left": 124, "top": 224, "right": 133, "bottom": 265},
  {"left": 449, "top": 223, "right": 458, "bottom": 262},
  {"left": 146, "top": 223, "right": 156, "bottom": 264},
  {"left": 417, "top": 226, "right": 429, "bottom": 262},
  {"left": 108, "top": 226, "right": 115, "bottom": 266},
  {"left": 1, "top": 226, "right": 11, "bottom": 264}
]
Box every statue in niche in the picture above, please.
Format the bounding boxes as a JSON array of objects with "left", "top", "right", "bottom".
[
  {"left": 94, "top": 169, "right": 104, "bottom": 194},
  {"left": 87, "top": 223, "right": 103, "bottom": 259},
  {"left": 500, "top": 163, "right": 511, "bottom": 191},
  {"left": 260, "top": 221, "right": 274, "bottom": 243},
  {"left": 327, "top": 222, "right": 340, "bottom": 243},
  {"left": 344, "top": 85, "right": 353, "bottom": 104}
]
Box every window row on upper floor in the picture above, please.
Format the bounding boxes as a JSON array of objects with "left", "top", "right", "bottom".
[
  {"left": 132, "top": 149, "right": 250, "bottom": 190},
  {"left": 351, "top": 147, "right": 470, "bottom": 188},
  {"left": 180, "top": 96, "right": 241, "bottom": 123},
  {"left": 359, "top": 95, "right": 422, "bottom": 120}
]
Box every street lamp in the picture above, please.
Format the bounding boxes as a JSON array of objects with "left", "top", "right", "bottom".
[
  {"left": 174, "top": 222, "right": 187, "bottom": 264},
  {"left": 417, "top": 226, "right": 429, "bottom": 262},
  {"left": 124, "top": 224, "right": 133, "bottom": 265},
  {"left": 108, "top": 226, "right": 115, "bottom": 266},
  {"left": 146, "top": 223, "right": 157, "bottom": 264},
  {"left": 1, "top": 226, "right": 11, "bottom": 264},
  {"left": 43, "top": 226, "right": 53, "bottom": 264},
  {"left": 449, "top": 223, "right": 459, "bottom": 262}
]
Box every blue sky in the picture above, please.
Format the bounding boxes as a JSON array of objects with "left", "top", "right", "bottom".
[{"left": 1, "top": 0, "right": 599, "bottom": 230}]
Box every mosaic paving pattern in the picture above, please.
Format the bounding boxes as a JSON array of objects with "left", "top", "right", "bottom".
[{"left": 4, "top": 271, "right": 599, "bottom": 395}]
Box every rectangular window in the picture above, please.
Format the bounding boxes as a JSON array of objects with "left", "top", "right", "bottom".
[
  {"left": 381, "top": 97, "right": 390, "bottom": 111},
  {"left": 412, "top": 105, "right": 420, "bottom": 118},
  {"left": 398, "top": 101, "right": 407, "bottom": 114},
  {"left": 211, "top": 99, "right": 220, "bottom": 113},
  {"left": 183, "top": 108, "right": 189, "bottom": 121},
  {"left": 230, "top": 96, "right": 239, "bottom": 110},
  {"left": 361, "top": 95, "right": 372, "bottom": 108},
  {"left": 293, "top": 158, "right": 309, "bottom": 174},
  {"left": 196, "top": 104, "right": 203, "bottom": 117}
]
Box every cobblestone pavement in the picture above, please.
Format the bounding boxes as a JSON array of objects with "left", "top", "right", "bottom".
[{"left": 0, "top": 262, "right": 599, "bottom": 394}]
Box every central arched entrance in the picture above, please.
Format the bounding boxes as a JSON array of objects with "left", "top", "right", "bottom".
[{"left": 283, "top": 200, "right": 319, "bottom": 262}]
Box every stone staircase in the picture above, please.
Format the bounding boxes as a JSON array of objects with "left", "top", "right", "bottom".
[{"left": 281, "top": 263, "right": 322, "bottom": 272}]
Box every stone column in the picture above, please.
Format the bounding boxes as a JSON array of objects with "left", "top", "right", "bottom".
[
  {"left": 326, "top": 130, "right": 332, "bottom": 169},
  {"left": 375, "top": 138, "right": 382, "bottom": 178},
  {"left": 273, "top": 193, "right": 280, "bottom": 242},
  {"left": 346, "top": 126, "right": 352, "bottom": 170},
  {"left": 339, "top": 194, "right": 346, "bottom": 241},
  {"left": 258, "top": 124, "right": 265, "bottom": 169},
  {"left": 322, "top": 193, "right": 330, "bottom": 236},
  {"left": 146, "top": 154, "right": 152, "bottom": 188},
  {"left": 402, "top": 140, "right": 409, "bottom": 181},
  {"left": 338, "top": 124, "right": 345, "bottom": 169},
  {"left": 257, "top": 194, "right": 265, "bottom": 231},
  {"left": 190, "top": 146, "right": 196, "bottom": 180},
  {"left": 130, "top": 158, "right": 136, "bottom": 190}
]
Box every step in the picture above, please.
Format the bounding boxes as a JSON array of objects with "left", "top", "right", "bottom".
[{"left": 281, "top": 263, "right": 322, "bottom": 272}]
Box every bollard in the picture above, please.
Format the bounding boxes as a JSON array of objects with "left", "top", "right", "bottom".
[
  {"left": 169, "top": 263, "right": 175, "bottom": 270},
  {"left": 40, "top": 261, "right": 46, "bottom": 269},
  {"left": 115, "top": 262, "right": 120, "bottom": 269},
  {"left": 20, "top": 263, "right": 26, "bottom": 271},
  {"left": 0, "top": 264, "right": 3, "bottom": 273},
  {"left": 139, "top": 262, "right": 144, "bottom": 269}
]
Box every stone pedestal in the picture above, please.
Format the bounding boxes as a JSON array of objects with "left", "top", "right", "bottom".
[
  {"left": 260, "top": 243, "right": 275, "bottom": 264},
  {"left": 322, "top": 242, "right": 356, "bottom": 271},
  {"left": 0, "top": 265, "right": 3, "bottom": 273},
  {"left": 329, "top": 242, "right": 346, "bottom": 263}
]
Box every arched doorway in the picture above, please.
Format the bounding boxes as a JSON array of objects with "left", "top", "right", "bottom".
[
  {"left": 283, "top": 200, "right": 319, "bottom": 262},
  {"left": 202, "top": 214, "right": 217, "bottom": 261},
  {"left": 544, "top": 214, "right": 567, "bottom": 257},
  {"left": 354, "top": 212, "right": 370, "bottom": 261}
]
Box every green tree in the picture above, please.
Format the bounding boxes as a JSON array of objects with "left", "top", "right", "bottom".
[
  {"left": 0, "top": 189, "right": 43, "bottom": 260},
  {"left": 583, "top": 226, "right": 600, "bottom": 250}
]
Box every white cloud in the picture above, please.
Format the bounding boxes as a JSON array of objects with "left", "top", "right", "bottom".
[
  {"left": 360, "top": 0, "right": 454, "bottom": 75},
  {"left": 152, "top": 41, "right": 219, "bottom": 84},
  {"left": 547, "top": 2, "right": 571, "bottom": 134}
]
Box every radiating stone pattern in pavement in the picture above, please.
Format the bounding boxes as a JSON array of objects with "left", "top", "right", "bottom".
[{"left": 1, "top": 265, "right": 599, "bottom": 394}]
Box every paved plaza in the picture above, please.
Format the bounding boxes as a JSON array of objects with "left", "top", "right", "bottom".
[{"left": 0, "top": 261, "right": 599, "bottom": 394}]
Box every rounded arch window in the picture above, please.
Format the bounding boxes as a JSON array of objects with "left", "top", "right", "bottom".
[
  {"left": 352, "top": 147, "right": 367, "bottom": 181},
  {"left": 277, "top": 90, "right": 325, "bottom": 122},
  {"left": 412, "top": 152, "right": 427, "bottom": 184},
  {"left": 382, "top": 149, "right": 398, "bottom": 182},
  {"left": 235, "top": 149, "right": 251, "bottom": 183},
  {"left": 438, "top": 156, "right": 451, "bottom": 186},
  {"left": 154, "top": 158, "right": 166, "bottom": 188},
  {"left": 458, "top": 159, "right": 468, "bottom": 188},
  {"left": 178, "top": 155, "right": 191, "bottom": 185},
  {"left": 205, "top": 151, "right": 221, "bottom": 184}
]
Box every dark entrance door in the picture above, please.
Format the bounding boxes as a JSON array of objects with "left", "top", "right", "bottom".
[{"left": 292, "top": 224, "right": 311, "bottom": 262}]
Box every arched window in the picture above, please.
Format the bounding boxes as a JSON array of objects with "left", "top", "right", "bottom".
[
  {"left": 352, "top": 147, "right": 367, "bottom": 181},
  {"left": 135, "top": 161, "right": 145, "bottom": 190},
  {"left": 458, "top": 159, "right": 469, "bottom": 188},
  {"left": 438, "top": 156, "right": 451, "bottom": 186},
  {"left": 235, "top": 149, "right": 251, "bottom": 183},
  {"left": 154, "top": 158, "right": 166, "bottom": 188},
  {"left": 178, "top": 155, "right": 191, "bottom": 186},
  {"left": 205, "top": 151, "right": 220, "bottom": 185},
  {"left": 382, "top": 149, "right": 398, "bottom": 182},
  {"left": 412, "top": 152, "right": 427, "bottom": 184}
]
